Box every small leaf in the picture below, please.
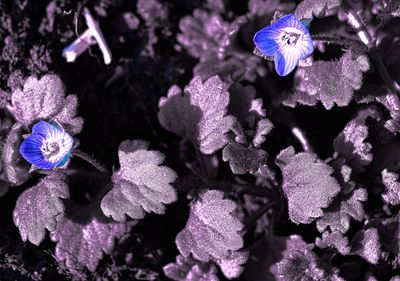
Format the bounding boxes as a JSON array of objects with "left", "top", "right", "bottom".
[
  {"left": 253, "top": 119, "right": 274, "bottom": 148},
  {"left": 176, "top": 190, "right": 244, "bottom": 262},
  {"left": 317, "top": 187, "right": 367, "bottom": 233},
  {"left": 163, "top": 254, "right": 219, "bottom": 281},
  {"left": 284, "top": 49, "right": 370, "bottom": 109},
  {"left": 8, "top": 74, "right": 83, "bottom": 134},
  {"left": 158, "top": 76, "right": 235, "bottom": 154},
  {"left": 275, "top": 146, "right": 341, "bottom": 224},
  {"left": 270, "top": 235, "right": 344, "bottom": 281},
  {"left": 381, "top": 169, "right": 400, "bottom": 206},
  {"left": 333, "top": 118, "right": 373, "bottom": 173},
  {"left": 295, "top": 0, "right": 342, "bottom": 19},
  {"left": 13, "top": 173, "right": 69, "bottom": 245},
  {"left": 222, "top": 142, "right": 267, "bottom": 174},
  {"left": 351, "top": 227, "right": 381, "bottom": 264},
  {"left": 50, "top": 203, "right": 127, "bottom": 272},
  {"left": 2, "top": 123, "right": 29, "bottom": 186},
  {"left": 101, "top": 140, "right": 177, "bottom": 221},
  {"left": 216, "top": 250, "right": 249, "bottom": 279},
  {"left": 316, "top": 230, "right": 351, "bottom": 255}
]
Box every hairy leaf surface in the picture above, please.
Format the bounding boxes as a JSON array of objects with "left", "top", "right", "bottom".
[
  {"left": 276, "top": 147, "right": 341, "bottom": 224},
  {"left": 101, "top": 140, "right": 177, "bottom": 221},
  {"left": 13, "top": 173, "right": 69, "bottom": 245},
  {"left": 176, "top": 190, "right": 243, "bottom": 262}
]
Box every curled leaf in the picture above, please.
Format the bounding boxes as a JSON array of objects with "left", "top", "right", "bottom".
[
  {"left": 2, "top": 123, "right": 29, "bottom": 186},
  {"left": 101, "top": 140, "right": 177, "bottom": 221},
  {"left": 176, "top": 190, "right": 244, "bottom": 262},
  {"left": 276, "top": 146, "right": 341, "bottom": 224},
  {"left": 13, "top": 173, "right": 69, "bottom": 245}
]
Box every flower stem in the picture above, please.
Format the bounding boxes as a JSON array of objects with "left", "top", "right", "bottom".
[
  {"left": 311, "top": 35, "right": 367, "bottom": 51},
  {"left": 241, "top": 201, "right": 277, "bottom": 233},
  {"left": 72, "top": 149, "right": 108, "bottom": 173}
]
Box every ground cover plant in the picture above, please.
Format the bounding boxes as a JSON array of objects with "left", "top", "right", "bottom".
[{"left": 1, "top": 0, "right": 400, "bottom": 280}]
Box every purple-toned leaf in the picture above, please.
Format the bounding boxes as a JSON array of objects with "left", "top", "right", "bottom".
[
  {"left": 2, "top": 123, "right": 29, "bottom": 186},
  {"left": 295, "top": 0, "right": 342, "bottom": 19},
  {"left": 50, "top": 204, "right": 127, "bottom": 272},
  {"left": 317, "top": 187, "right": 367, "bottom": 233},
  {"left": 381, "top": 169, "right": 400, "bottom": 206},
  {"left": 316, "top": 230, "right": 351, "bottom": 255},
  {"left": 275, "top": 146, "right": 341, "bottom": 224},
  {"left": 193, "top": 55, "right": 265, "bottom": 83},
  {"left": 101, "top": 140, "right": 177, "bottom": 221},
  {"left": 13, "top": 173, "right": 69, "bottom": 245},
  {"left": 158, "top": 76, "right": 235, "bottom": 154},
  {"left": 284, "top": 49, "right": 370, "bottom": 109},
  {"left": 227, "top": 83, "right": 266, "bottom": 126},
  {"left": 177, "top": 9, "right": 230, "bottom": 60},
  {"left": 176, "top": 190, "right": 243, "bottom": 262},
  {"left": 222, "top": 142, "right": 267, "bottom": 174},
  {"left": 248, "top": 0, "right": 295, "bottom": 16},
  {"left": 351, "top": 227, "right": 381, "bottom": 264},
  {"left": 163, "top": 254, "right": 219, "bottom": 281},
  {"left": 253, "top": 119, "right": 274, "bottom": 148},
  {"left": 216, "top": 250, "right": 249, "bottom": 279},
  {"left": 270, "top": 235, "right": 344, "bottom": 281},
  {"left": 333, "top": 118, "right": 373, "bottom": 173},
  {"left": 8, "top": 74, "right": 83, "bottom": 134}
]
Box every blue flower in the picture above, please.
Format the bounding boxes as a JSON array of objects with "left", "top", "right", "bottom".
[
  {"left": 19, "top": 121, "right": 74, "bottom": 170},
  {"left": 253, "top": 14, "right": 314, "bottom": 76}
]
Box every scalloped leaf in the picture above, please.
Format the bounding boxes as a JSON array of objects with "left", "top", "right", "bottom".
[
  {"left": 101, "top": 139, "right": 177, "bottom": 221},
  {"left": 13, "top": 173, "right": 69, "bottom": 245},
  {"left": 275, "top": 146, "right": 341, "bottom": 224},
  {"left": 284, "top": 49, "right": 370, "bottom": 109},
  {"left": 158, "top": 76, "right": 235, "bottom": 154},
  {"left": 295, "top": 0, "right": 341, "bottom": 19},
  {"left": 163, "top": 254, "right": 219, "bottom": 281},
  {"left": 8, "top": 74, "right": 83, "bottom": 134},
  {"left": 1, "top": 123, "right": 29, "bottom": 186},
  {"left": 50, "top": 203, "right": 127, "bottom": 272},
  {"left": 176, "top": 190, "right": 244, "bottom": 262}
]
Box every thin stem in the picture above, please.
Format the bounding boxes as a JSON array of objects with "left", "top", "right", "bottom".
[
  {"left": 341, "top": 0, "right": 400, "bottom": 118},
  {"left": 72, "top": 149, "right": 108, "bottom": 174},
  {"left": 311, "top": 35, "right": 367, "bottom": 51},
  {"left": 34, "top": 168, "right": 109, "bottom": 181},
  {"left": 241, "top": 201, "right": 277, "bottom": 234}
]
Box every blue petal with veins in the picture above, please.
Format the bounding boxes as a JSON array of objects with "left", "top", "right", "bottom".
[{"left": 253, "top": 14, "right": 314, "bottom": 76}]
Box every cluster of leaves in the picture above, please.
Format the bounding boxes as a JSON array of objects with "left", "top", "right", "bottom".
[{"left": 2, "top": 0, "right": 400, "bottom": 280}]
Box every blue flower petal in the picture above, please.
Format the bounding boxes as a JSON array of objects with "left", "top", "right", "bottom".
[
  {"left": 19, "top": 134, "right": 54, "bottom": 170},
  {"left": 20, "top": 121, "right": 74, "bottom": 170},
  {"left": 274, "top": 49, "right": 301, "bottom": 77},
  {"left": 32, "top": 120, "right": 61, "bottom": 138},
  {"left": 253, "top": 26, "right": 280, "bottom": 57}
]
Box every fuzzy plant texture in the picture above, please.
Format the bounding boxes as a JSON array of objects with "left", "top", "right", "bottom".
[{"left": 1, "top": 0, "right": 400, "bottom": 281}]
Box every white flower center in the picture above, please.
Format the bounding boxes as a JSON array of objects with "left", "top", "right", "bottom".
[
  {"left": 279, "top": 27, "right": 303, "bottom": 48},
  {"left": 41, "top": 136, "right": 70, "bottom": 163}
]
